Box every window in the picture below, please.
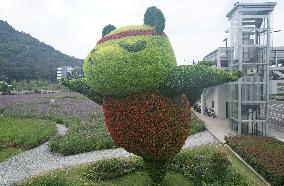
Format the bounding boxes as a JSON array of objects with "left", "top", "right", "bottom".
[{"left": 212, "top": 101, "right": 214, "bottom": 108}]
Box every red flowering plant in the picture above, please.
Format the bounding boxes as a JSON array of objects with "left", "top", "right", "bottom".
[
  {"left": 62, "top": 6, "right": 242, "bottom": 183},
  {"left": 225, "top": 136, "right": 284, "bottom": 185}
]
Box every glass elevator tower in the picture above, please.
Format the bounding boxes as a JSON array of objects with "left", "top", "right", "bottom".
[{"left": 226, "top": 2, "right": 276, "bottom": 135}]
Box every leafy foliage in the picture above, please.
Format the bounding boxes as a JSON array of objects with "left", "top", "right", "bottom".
[
  {"left": 118, "top": 40, "right": 147, "bottom": 53},
  {"left": 103, "top": 92, "right": 191, "bottom": 160},
  {"left": 0, "top": 81, "right": 11, "bottom": 93},
  {"left": 61, "top": 78, "right": 103, "bottom": 105},
  {"left": 49, "top": 123, "right": 116, "bottom": 155},
  {"left": 84, "top": 25, "right": 176, "bottom": 96},
  {"left": 0, "top": 20, "right": 82, "bottom": 82},
  {"left": 159, "top": 64, "right": 242, "bottom": 104},
  {"left": 191, "top": 112, "right": 206, "bottom": 135},
  {"left": 226, "top": 136, "right": 284, "bottom": 186},
  {"left": 196, "top": 60, "right": 214, "bottom": 67},
  {"left": 85, "top": 157, "right": 144, "bottom": 181},
  {"left": 102, "top": 24, "right": 116, "bottom": 36},
  {"left": 63, "top": 6, "right": 243, "bottom": 184},
  {"left": 144, "top": 6, "right": 166, "bottom": 32},
  {"left": 20, "top": 145, "right": 252, "bottom": 186}
]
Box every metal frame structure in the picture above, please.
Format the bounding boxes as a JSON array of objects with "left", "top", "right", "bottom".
[{"left": 226, "top": 2, "right": 277, "bottom": 135}]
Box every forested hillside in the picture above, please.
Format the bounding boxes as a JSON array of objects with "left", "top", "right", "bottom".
[{"left": 0, "top": 20, "right": 83, "bottom": 82}]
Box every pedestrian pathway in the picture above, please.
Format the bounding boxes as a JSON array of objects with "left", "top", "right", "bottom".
[
  {"left": 194, "top": 111, "right": 234, "bottom": 143},
  {"left": 0, "top": 125, "right": 218, "bottom": 186}
]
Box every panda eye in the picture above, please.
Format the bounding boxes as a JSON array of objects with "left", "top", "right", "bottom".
[{"left": 88, "top": 59, "right": 94, "bottom": 65}]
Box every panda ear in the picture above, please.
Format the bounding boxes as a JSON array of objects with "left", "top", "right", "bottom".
[
  {"left": 143, "top": 6, "right": 165, "bottom": 32},
  {"left": 102, "top": 24, "right": 116, "bottom": 37}
]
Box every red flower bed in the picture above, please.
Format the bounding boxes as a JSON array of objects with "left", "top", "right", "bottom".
[
  {"left": 103, "top": 92, "right": 191, "bottom": 160},
  {"left": 225, "top": 136, "right": 284, "bottom": 185},
  {"left": 97, "top": 29, "right": 167, "bottom": 45}
]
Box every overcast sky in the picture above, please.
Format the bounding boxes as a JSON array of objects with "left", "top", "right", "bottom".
[{"left": 0, "top": 0, "right": 283, "bottom": 65}]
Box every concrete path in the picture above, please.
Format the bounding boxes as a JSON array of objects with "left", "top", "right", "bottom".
[
  {"left": 194, "top": 111, "right": 234, "bottom": 143},
  {"left": 0, "top": 127, "right": 218, "bottom": 186},
  {"left": 195, "top": 111, "right": 284, "bottom": 142}
]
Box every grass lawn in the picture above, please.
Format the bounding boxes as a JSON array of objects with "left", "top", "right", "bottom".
[
  {"left": 19, "top": 145, "right": 266, "bottom": 186},
  {"left": 0, "top": 117, "right": 57, "bottom": 162}
]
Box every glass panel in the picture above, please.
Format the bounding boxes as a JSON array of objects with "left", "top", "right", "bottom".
[{"left": 241, "top": 84, "right": 267, "bottom": 101}]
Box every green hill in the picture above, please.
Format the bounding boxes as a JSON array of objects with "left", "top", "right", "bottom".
[{"left": 0, "top": 20, "right": 83, "bottom": 82}]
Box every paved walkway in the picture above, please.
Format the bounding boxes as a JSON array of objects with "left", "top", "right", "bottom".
[
  {"left": 0, "top": 126, "right": 218, "bottom": 186},
  {"left": 195, "top": 111, "right": 284, "bottom": 142},
  {"left": 194, "top": 112, "right": 234, "bottom": 143}
]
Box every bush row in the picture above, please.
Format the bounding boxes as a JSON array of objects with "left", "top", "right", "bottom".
[
  {"left": 85, "top": 149, "right": 250, "bottom": 185},
  {"left": 225, "top": 136, "right": 284, "bottom": 185}
]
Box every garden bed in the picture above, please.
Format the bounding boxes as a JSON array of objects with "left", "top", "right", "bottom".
[
  {"left": 225, "top": 136, "right": 284, "bottom": 185},
  {"left": 0, "top": 92, "right": 206, "bottom": 156},
  {"left": 19, "top": 145, "right": 257, "bottom": 186}
]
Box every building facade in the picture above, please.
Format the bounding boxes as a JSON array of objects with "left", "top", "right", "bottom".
[{"left": 56, "top": 66, "right": 74, "bottom": 80}]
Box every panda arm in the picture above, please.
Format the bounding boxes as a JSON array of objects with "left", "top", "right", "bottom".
[
  {"left": 158, "top": 65, "right": 242, "bottom": 105},
  {"left": 61, "top": 78, "right": 103, "bottom": 105}
]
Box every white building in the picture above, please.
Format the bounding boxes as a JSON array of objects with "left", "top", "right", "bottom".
[
  {"left": 201, "top": 2, "right": 283, "bottom": 136},
  {"left": 57, "top": 66, "right": 74, "bottom": 80}
]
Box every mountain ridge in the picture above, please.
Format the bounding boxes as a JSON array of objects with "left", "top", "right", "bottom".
[{"left": 0, "top": 20, "right": 83, "bottom": 82}]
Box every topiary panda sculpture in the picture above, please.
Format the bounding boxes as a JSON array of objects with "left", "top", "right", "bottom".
[{"left": 62, "top": 6, "right": 241, "bottom": 183}]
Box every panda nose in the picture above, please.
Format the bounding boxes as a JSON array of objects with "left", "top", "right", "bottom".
[{"left": 118, "top": 40, "right": 146, "bottom": 52}]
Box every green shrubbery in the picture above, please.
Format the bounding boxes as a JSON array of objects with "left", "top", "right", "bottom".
[
  {"left": 84, "top": 158, "right": 144, "bottom": 180},
  {"left": 83, "top": 147, "right": 249, "bottom": 185},
  {"left": 0, "top": 81, "right": 11, "bottom": 94},
  {"left": 49, "top": 121, "right": 116, "bottom": 156},
  {"left": 62, "top": 5, "right": 243, "bottom": 184},
  {"left": 144, "top": 6, "right": 165, "bottom": 32},
  {"left": 226, "top": 136, "right": 284, "bottom": 185},
  {"left": 84, "top": 30, "right": 176, "bottom": 96},
  {"left": 102, "top": 24, "right": 116, "bottom": 36},
  {"left": 191, "top": 113, "right": 206, "bottom": 135},
  {"left": 20, "top": 145, "right": 255, "bottom": 185},
  {"left": 159, "top": 65, "right": 242, "bottom": 104},
  {"left": 61, "top": 78, "right": 103, "bottom": 104}
]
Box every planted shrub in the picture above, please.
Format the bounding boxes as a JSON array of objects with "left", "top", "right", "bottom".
[
  {"left": 102, "top": 24, "right": 116, "bottom": 36},
  {"left": 85, "top": 158, "right": 144, "bottom": 181},
  {"left": 103, "top": 92, "right": 191, "bottom": 160},
  {"left": 169, "top": 150, "right": 240, "bottom": 185},
  {"left": 226, "top": 136, "right": 284, "bottom": 186},
  {"left": 62, "top": 5, "right": 242, "bottom": 183}
]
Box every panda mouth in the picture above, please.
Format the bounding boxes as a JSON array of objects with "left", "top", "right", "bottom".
[{"left": 118, "top": 40, "right": 147, "bottom": 53}]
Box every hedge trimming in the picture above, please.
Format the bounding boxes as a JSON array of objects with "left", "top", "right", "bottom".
[
  {"left": 225, "top": 136, "right": 284, "bottom": 185},
  {"left": 103, "top": 92, "right": 191, "bottom": 160},
  {"left": 84, "top": 157, "right": 144, "bottom": 181},
  {"left": 144, "top": 6, "right": 165, "bottom": 33},
  {"left": 84, "top": 29, "right": 176, "bottom": 96},
  {"left": 102, "top": 24, "right": 116, "bottom": 37},
  {"left": 159, "top": 65, "right": 242, "bottom": 104},
  {"left": 62, "top": 6, "right": 243, "bottom": 184},
  {"left": 60, "top": 78, "right": 103, "bottom": 105}
]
